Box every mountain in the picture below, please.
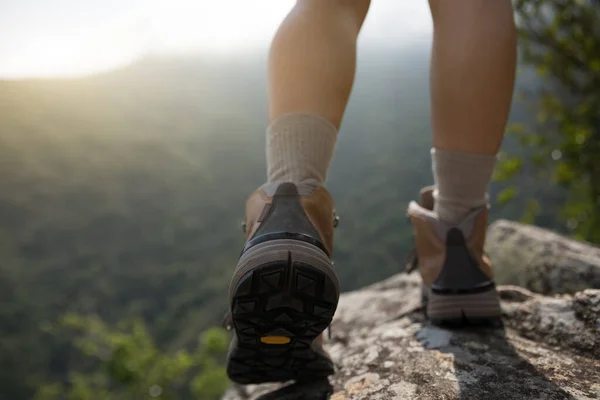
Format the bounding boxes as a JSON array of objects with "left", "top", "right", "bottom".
[{"left": 0, "top": 45, "right": 562, "bottom": 398}]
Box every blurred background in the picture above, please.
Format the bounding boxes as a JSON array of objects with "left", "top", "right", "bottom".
[{"left": 1, "top": 0, "right": 598, "bottom": 399}]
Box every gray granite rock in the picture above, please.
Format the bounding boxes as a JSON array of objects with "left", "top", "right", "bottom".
[
  {"left": 223, "top": 223, "right": 600, "bottom": 400},
  {"left": 223, "top": 273, "right": 600, "bottom": 400},
  {"left": 485, "top": 220, "right": 600, "bottom": 294}
]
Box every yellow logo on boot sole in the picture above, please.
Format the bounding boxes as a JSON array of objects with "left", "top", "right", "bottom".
[{"left": 260, "top": 336, "right": 291, "bottom": 345}]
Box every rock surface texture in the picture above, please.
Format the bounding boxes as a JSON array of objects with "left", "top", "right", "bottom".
[
  {"left": 486, "top": 220, "right": 600, "bottom": 294},
  {"left": 223, "top": 222, "right": 600, "bottom": 400}
]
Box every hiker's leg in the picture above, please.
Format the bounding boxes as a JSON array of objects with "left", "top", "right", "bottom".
[
  {"left": 428, "top": 0, "right": 517, "bottom": 223},
  {"left": 226, "top": 1, "right": 371, "bottom": 384},
  {"left": 269, "top": 0, "right": 370, "bottom": 128},
  {"left": 266, "top": 0, "right": 370, "bottom": 186},
  {"left": 406, "top": 0, "right": 516, "bottom": 325}
]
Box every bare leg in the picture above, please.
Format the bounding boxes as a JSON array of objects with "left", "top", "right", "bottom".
[
  {"left": 405, "top": 1, "right": 517, "bottom": 326},
  {"left": 227, "top": 2, "right": 371, "bottom": 385},
  {"left": 265, "top": 0, "right": 370, "bottom": 187},
  {"left": 268, "top": 0, "right": 371, "bottom": 129},
  {"left": 429, "top": 0, "right": 517, "bottom": 154},
  {"left": 428, "top": 0, "right": 517, "bottom": 224}
]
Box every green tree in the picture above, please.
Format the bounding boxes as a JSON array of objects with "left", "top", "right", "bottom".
[
  {"left": 35, "top": 315, "right": 230, "bottom": 400},
  {"left": 497, "top": 0, "right": 600, "bottom": 243}
]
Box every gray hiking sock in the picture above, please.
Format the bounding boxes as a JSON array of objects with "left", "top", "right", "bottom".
[
  {"left": 431, "top": 148, "right": 497, "bottom": 225},
  {"left": 266, "top": 113, "right": 338, "bottom": 191}
]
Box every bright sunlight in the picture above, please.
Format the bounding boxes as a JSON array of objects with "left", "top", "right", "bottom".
[{"left": 0, "top": 0, "right": 431, "bottom": 79}]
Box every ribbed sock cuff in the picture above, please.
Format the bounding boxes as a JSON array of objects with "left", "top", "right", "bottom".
[
  {"left": 431, "top": 148, "right": 497, "bottom": 224},
  {"left": 266, "top": 113, "right": 338, "bottom": 186}
]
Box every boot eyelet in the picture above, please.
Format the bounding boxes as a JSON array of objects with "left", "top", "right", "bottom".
[{"left": 333, "top": 211, "right": 340, "bottom": 228}]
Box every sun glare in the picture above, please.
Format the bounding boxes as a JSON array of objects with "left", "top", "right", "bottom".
[
  {"left": 1, "top": 0, "right": 294, "bottom": 79},
  {"left": 2, "top": 27, "right": 143, "bottom": 79},
  {"left": 0, "top": 0, "right": 431, "bottom": 79},
  {"left": 149, "top": 1, "right": 295, "bottom": 52}
]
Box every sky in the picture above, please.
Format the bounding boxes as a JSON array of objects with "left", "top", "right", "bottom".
[{"left": 0, "top": 0, "right": 433, "bottom": 79}]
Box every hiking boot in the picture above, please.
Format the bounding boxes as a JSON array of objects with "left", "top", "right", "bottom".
[
  {"left": 225, "top": 181, "right": 340, "bottom": 384},
  {"left": 406, "top": 186, "right": 501, "bottom": 326}
]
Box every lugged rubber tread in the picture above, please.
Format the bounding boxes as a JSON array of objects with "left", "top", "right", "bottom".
[
  {"left": 424, "top": 285, "right": 502, "bottom": 327},
  {"left": 226, "top": 240, "right": 339, "bottom": 384}
]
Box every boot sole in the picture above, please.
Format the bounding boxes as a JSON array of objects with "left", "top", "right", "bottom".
[
  {"left": 226, "top": 239, "right": 340, "bottom": 385},
  {"left": 425, "top": 285, "right": 502, "bottom": 327}
]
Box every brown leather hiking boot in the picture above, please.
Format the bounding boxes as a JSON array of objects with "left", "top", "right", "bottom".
[
  {"left": 406, "top": 186, "right": 501, "bottom": 326},
  {"left": 225, "top": 182, "right": 339, "bottom": 384}
]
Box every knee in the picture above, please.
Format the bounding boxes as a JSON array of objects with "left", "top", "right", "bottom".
[{"left": 297, "top": 0, "right": 371, "bottom": 28}]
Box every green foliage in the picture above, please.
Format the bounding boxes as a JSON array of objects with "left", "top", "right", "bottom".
[
  {"left": 497, "top": 0, "right": 600, "bottom": 243},
  {"left": 522, "top": 199, "right": 542, "bottom": 225},
  {"left": 496, "top": 186, "right": 519, "bottom": 205},
  {"left": 0, "top": 51, "right": 441, "bottom": 398},
  {"left": 190, "top": 368, "right": 230, "bottom": 400},
  {"left": 0, "top": 45, "right": 579, "bottom": 398},
  {"left": 200, "top": 328, "right": 230, "bottom": 357},
  {"left": 35, "top": 315, "right": 230, "bottom": 400},
  {"left": 494, "top": 154, "right": 523, "bottom": 181}
]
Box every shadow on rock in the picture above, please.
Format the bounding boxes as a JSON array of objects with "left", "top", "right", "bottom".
[
  {"left": 434, "top": 323, "right": 576, "bottom": 400},
  {"left": 249, "top": 377, "right": 333, "bottom": 400}
]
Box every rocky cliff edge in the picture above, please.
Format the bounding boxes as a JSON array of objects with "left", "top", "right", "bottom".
[{"left": 223, "top": 220, "right": 600, "bottom": 400}]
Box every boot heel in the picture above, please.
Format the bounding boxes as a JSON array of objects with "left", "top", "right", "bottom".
[
  {"left": 226, "top": 239, "right": 339, "bottom": 384},
  {"left": 425, "top": 285, "right": 502, "bottom": 326}
]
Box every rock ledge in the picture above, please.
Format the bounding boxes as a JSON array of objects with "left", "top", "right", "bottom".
[{"left": 224, "top": 222, "right": 600, "bottom": 400}]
